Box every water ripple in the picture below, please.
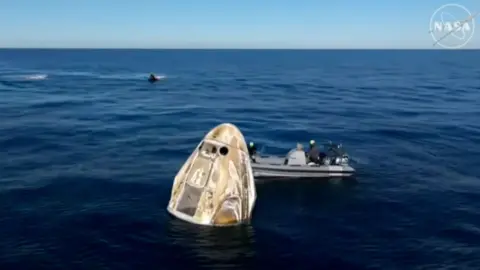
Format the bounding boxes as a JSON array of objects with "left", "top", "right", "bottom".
[{"left": 0, "top": 49, "right": 479, "bottom": 269}]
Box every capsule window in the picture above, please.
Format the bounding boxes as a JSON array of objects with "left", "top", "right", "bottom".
[
  {"left": 199, "top": 141, "right": 219, "bottom": 156},
  {"left": 219, "top": 146, "right": 229, "bottom": 156}
]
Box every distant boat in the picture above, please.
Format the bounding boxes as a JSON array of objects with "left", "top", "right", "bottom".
[{"left": 148, "top": 73, "right": 164, "bottom": 82}]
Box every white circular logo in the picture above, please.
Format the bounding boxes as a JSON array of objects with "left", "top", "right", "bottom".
[{"left": 429, "top": 3, "right": 477, "bottom": 49}]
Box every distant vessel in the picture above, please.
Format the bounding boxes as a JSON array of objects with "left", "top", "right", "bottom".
[
  {"left": 148, "top": 73, "right": 163, "bottom": 82},
  {"left": 167, "top": 123, "right": 257, "bottom": 226}
]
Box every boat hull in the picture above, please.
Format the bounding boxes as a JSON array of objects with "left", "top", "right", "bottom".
[
  {"left": 252, "top": 165, "right": 355, "bottom": 178},
  {"left": 251, "top": 156, "right": 355, "bottom": 179}
]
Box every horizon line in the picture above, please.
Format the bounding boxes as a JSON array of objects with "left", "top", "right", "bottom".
[{"left": 0, "top": 47, "right": 479, "bottom": 50}]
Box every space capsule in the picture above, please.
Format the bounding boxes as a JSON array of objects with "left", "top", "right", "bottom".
[{"left": 167, "top": 123, "right": 257, "bottom": 226}]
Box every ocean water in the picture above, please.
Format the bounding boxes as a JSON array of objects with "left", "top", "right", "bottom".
[{"left": 0, "top": 49, "right": 479, "bottom": 270}]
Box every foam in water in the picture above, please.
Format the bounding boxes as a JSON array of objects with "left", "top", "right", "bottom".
[
  {"left": 0, "top": 65, "right": 167, "bottom": 82},
  {"left": 25, "top": 74, "right": 48, "bottom": 80},
  {"left": 38, "top": 70, "right": 167, "bottom": 81},
  {"left": 0, "top": 73, "right": 48, "bottom": 82}
]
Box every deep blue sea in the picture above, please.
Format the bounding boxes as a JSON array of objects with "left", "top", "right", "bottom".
[{"left": 0, "top": 49, "right": 479, "bottom": 270}]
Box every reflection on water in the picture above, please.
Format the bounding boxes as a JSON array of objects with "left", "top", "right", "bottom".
[{"left": 167, "top": 217, "right": 256, "bottom": 268}]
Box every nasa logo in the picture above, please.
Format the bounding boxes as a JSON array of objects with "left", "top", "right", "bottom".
[{"left": 429, "top": 3, "right": 477, "bottom": 49}]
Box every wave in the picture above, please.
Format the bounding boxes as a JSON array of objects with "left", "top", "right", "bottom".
[
  {"left": 25, "top": 74, "right": 48, "bottom": 80},
  {"left": 43, "top": 70, "right": 167, "bottom": 81},
  {"left": 0, "top": 66, "right": 167, "bottom": 83},
  {"left": 0, "top": 73, "right": 48, "bottom": 82}
]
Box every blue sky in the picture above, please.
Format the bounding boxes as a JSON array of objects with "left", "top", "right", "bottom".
[{"left": 0, "top": 0, "right": 479, "bottom": 49}]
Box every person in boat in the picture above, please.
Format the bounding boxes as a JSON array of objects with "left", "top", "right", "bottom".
[
  {"left": 248, "top": 142, "right": 257, "bottom": 156},
  {"left": 308, "top": 140, "right": 328, "bottom": 164},
  {"left": 307, "top": 140, "right": 321, "bottom": 164},
  {"left": 248, "top": 142, "right": 257, "bottom": 162}
]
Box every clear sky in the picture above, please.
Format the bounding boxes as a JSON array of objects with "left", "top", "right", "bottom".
[{"left": 0, "top": 0, "right": 479, "bottom": 49}]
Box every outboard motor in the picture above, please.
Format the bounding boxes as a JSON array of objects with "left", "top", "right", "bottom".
[
  {"left": 326, "top": 142, "right": 348, "bottom": 165},
  {"left": 334, "top": 157, "right": 341, "bottom": 165},
  {"left": 340, "top": 155, "right": 349, "bottom": 165},
  {"left": 333, "top": 155, "right": 349, "bottom": 165},
  {"left": 323, "top": 157, "right": 331, "bottom": 165}
]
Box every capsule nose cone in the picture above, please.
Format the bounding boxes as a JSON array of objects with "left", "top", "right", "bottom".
[
  {"left": 204, "top": 123, "right": 248, "bottom": 153},
  {"left": 167, "top": 123, "right": 256, "bottom": 226}
]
